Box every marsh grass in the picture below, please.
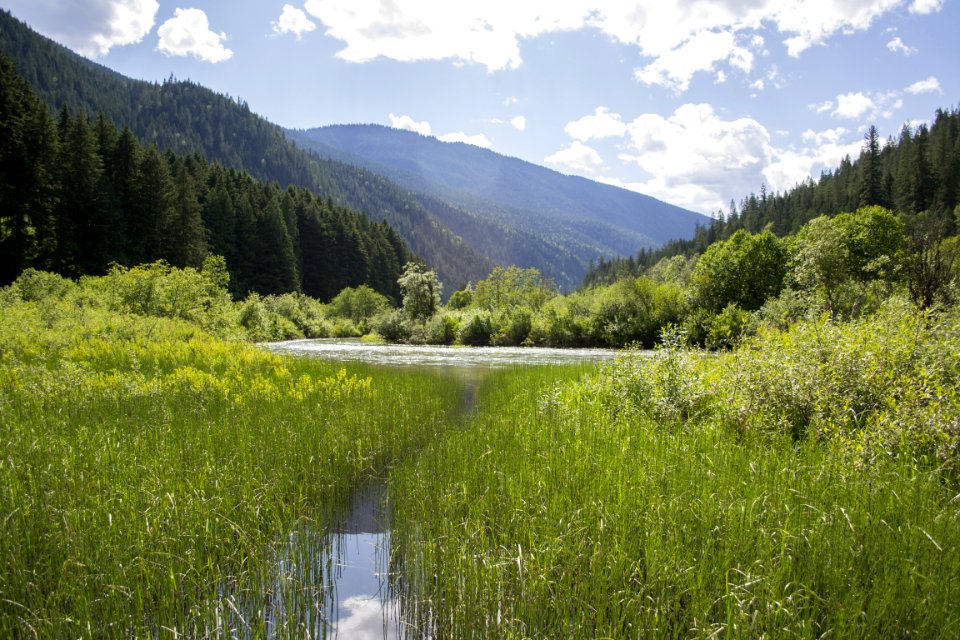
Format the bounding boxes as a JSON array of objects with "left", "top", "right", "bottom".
[
  {"left": 390, "top": 320, "right": 960, "bottom": 638},
  {"left": 0, "top": 301, "right": 460, "bottom": 637}
]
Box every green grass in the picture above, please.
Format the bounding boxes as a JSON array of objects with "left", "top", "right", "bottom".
[
  {"left": 0, "top": 302, "right": 461, "bottom": 637},
  {"left": 389, "top": 325, "right": 960, "bottom": 638},
  {"left": 4, "top": 281, "right": 959, "bottom": 638}
]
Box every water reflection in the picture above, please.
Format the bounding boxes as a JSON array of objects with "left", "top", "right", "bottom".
[{"left": 323, "top": 484, "right": 403, "bottom": 639}]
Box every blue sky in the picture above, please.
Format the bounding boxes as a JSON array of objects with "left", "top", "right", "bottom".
[{"left": 3, "top": 0, "right": 956, "bottom": 214}]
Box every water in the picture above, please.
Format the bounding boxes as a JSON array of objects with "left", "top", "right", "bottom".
[
  {"left": 264, "top": 339, "right": 620, "bottom": 368},
  {"left": 262, "top": 339, "right": 622, "bottom": 638}
]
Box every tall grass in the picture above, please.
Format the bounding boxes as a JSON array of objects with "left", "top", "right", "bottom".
[
  {"left": 0, "top": 300, "right": 461, "bottom": 637},
  {"left": 390, "top": 305, "right": 960, "bottom": 638}
]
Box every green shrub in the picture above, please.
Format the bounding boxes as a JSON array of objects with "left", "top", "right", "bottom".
[{"left": 458, "top": 311, "right": 493, "bottom": 346}]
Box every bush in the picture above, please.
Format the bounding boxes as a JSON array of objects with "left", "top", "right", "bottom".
[
  {"left": 491, "top": 309, "right": 532, "bottom": 346},
  {"left": 458, "top": 311, "right": 493, "bottom": 346},
  {"left": 374, "top": 309, "right": 411, "bottom": 343},
  {"left": 718, "top": 298, "right": 960, "bottom": 473}
]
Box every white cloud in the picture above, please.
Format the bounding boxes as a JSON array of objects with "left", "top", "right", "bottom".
[
  {"left": 634, "top": 29, "right": 754, "bottom": 92},
  {"left": 905, "top": 76, "right": 942, "bottom": 94},
  {"left": 157, "top": 8, "right": 232, "bottom": 63},
  {"left": 564, "top": 107, "right": 627, "bottom": 141},
  {"left": 438, "top": 131, "right": 493, "bottom": 148},
  {"left": 296, "top": 1, "right": 941, "bottom": 90},
  {"left": 2, "top": 0, "right": 158, "bottom": 57},
  {"left": 545, "top": 141, "right": 604, "bottom": 173},
  {"left": 909, "top": 0, "right": 943, "bottom": 13},
  {"left": 388, "top": 113, "right": 432, "bottom": 135},
  {"left": 811, "top": 100, "right": 834, "bottom": 114},
  {"left": 503, "top": 96, "right": 519, "bottom": 105},
  {"left": 510, "top": 115, "right": 527, "bottom": 131},
  {"left": 565, "top": 103, "right": 877, "bottom": 213},
  {"left": 273, "top": 4, "right": 316, "bottom": 39},
  {"left": 615, "top": 103, "right": 773, "bottom": 212},
  {"left": 886, "top": 36, "right": 916, "bottom": 55},
  {"left": 832, "top": 92, "right": 875, "bottom": 119}
]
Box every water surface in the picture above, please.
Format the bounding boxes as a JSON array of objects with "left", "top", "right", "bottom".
[
  {"left": 265, "top": 339, "right": 620, "bottom": 368},
  {"left": 262, "top": 339, "right": 621, "bottom": 637}
]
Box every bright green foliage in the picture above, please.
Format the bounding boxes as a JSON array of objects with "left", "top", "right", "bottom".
[
  {"left": 471, "top": 266, "right": 555, "bottom": 312},
  {"left": 327, "top": 284, "right": 390, "bottom": 324},
  {"left": 690, "top": 229, "right": 787, "bottom": 313},
  {"left": 590, "top": 277, "right": 683, "bottom": 347},
  {"left": 0, "top": 283, "right": 460, "bottom": 637},
  {"left": 391, "top": 307, "right": 960, "bottom": 637},
  {"left": 399, "top": 262, "right": 442, "bottom": 322}
]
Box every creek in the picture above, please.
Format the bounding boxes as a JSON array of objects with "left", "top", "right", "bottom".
[{"left": 261, "top": 339, "right": 620, "bottom": 638}]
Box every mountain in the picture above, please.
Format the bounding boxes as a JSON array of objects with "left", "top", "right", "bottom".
[
  {"left": 0, "top": 9, "right": 706, "bottom": 291},
  {"left": 0, "top": 10, "right": 491, "bottom": 290},
  {"left": 288, "top": 125, "right": 709, "bottom": 286}
]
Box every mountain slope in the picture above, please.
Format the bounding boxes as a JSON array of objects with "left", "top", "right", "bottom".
[
  {"left": 288, "top": 124, "right": 710, "bottom": 283},
  {"left": 0, "top": 9, "right": 492, "bottom": 289}
]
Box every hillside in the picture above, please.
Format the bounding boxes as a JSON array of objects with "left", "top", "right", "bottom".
[
  {"left": 0, "top": 10, "right": 491, "bottom": 289},
  {"left": 289, "top": 125, "right": 709, "bottom": 285}
]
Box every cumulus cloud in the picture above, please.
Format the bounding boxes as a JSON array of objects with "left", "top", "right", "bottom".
[
  {"left": 634, "top": 29, "right": 755, "bottom": 92},
  {"left": 388, "top": 113, "right": 432, "bottom": 135},
  {"left": 510, "top": 116, "right": 527, "bottom": 131},
  {"left": 438, "top": 131, "right": 493, "bottom": 148},
  {"left": 157, "top": 8, "right": 233, "bottom": 63},
  {"left": 2, "top": 0, "right": 158, "bottom": 57},
  {"left": 886, "top": 36, "right": 916, "bottom": 55},
  {"left": 564, "top": 107, "right": 627, "bottom": 141},
  {"left": 387, "top": 114, "right": 491, "bottom": 147},
  {"left": 560, "top": 103, "right": 869, "bottom": 213},
  {"left": 613, "top": 103, "right": 773, "bottom": 212},
  {"left": 545, "top": 141, "right": 604, "bottom": 174},
  {"left": 832, "top": 92, "right": 875, "bottom": 119},
  {"left": 296, "top": 1, "right": 939, "bottom": 90},
  {"left": 909, "top": 0, "right": 943, "bottom": 13},
  {"left": 905, "top": 76, "right": 942, "bottom": 94},
  {"left": 273, "top": 4, "right": 316, "bottom": 39}
]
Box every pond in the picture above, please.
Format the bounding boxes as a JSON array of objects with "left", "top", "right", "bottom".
[{"left": 261, "top": 339, "right": 622, "bottom": 638}]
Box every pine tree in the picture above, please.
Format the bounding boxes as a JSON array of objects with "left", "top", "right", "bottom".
[{"left": 859, "top": 125, "right": 883, "bottom": 207}]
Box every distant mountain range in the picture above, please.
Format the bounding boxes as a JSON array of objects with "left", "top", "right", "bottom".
[
  {"left": 289, "top": 125, "right": 708, "bottom": 287},
  {"left": 0, "top": 9, "right": 708, "bottom": 291}
]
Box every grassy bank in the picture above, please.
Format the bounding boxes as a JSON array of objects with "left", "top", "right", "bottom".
[
  {"left": 390, "top": 301, "right": 960, "bottom": 638},
  {"left": 0, "top": 298, "right": 461, "bottom": 636}
]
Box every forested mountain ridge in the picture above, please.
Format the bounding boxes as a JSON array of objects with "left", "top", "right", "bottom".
[
  {"left": 0, "top": 9, "right": 492, "bottom": 289},
  {"left": 288, "top": 124, "right": 709, "bottom": 286},
  {"left": 0, "top": 53, "right": 413, "bottom": 299}
]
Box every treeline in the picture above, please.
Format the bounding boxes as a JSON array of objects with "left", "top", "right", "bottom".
[
  {"left": 585, "top": 107, "right": 960, "bottom": 286},
  {"left": 357, "top": 203, "right": 957, "bottom": 349},
  {"left": 0, "top": 54, "right": 411, "bottom": 299},
  {"left": 0, "top": 10, "right": 493, "bottom": 289}
]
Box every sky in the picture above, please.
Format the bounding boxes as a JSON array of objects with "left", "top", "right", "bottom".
[{"left": 2, "top": 0, "right": 957, "bottom": 215}]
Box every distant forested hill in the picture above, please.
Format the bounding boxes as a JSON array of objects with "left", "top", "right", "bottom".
[
  {"left": 289, "top": 124, "right": 709, "bottom": 287},
  {"left": 0, "top": 10, "right": 492, "bottom": 290}
]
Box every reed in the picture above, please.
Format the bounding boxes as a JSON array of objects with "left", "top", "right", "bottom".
[
  {"left": 390, "top": 346, "right": 960, "bottom": 637},
  {"left": 0, "top": 301, "right": 461, "bottom": 637}
]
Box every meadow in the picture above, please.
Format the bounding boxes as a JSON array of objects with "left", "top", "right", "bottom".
[
  {"left": 0, "top": 281, "right": 461, "bottom": 636},
  {"left": 1, "top": 266, "right": 958, "bottom": 638},
  {"left": 389, "top": 301, "right": 960, "bottom": 638}
]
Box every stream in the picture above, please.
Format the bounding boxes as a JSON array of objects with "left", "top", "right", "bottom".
[{"left": 262, "top": 339, "right": 620, "bottom": 638}]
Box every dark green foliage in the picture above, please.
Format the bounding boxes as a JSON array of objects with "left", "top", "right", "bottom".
[{"left": 0, "top": 53, "right": 412, "bottom": 298}]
